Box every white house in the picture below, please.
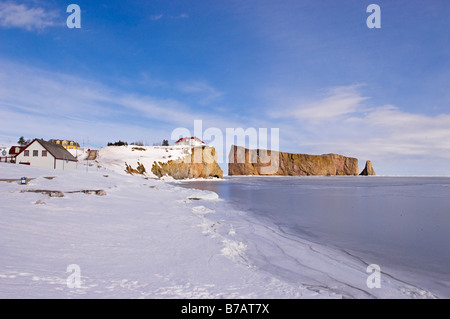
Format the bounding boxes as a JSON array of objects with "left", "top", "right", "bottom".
[
  {"left": 15, "top": 139, "right": 78, "bottom": 170},
  {"left": 175, "top": 137, "right": 205, "bottom": 147}
]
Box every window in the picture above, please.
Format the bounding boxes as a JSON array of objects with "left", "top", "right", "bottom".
[
  {"left": 42, "top": 150, "right": 47, "bottom": 157},
  {"left": 24, "top": 150, "right": 29, "bottom": 157},
  {"left": 33, "top": 150, "right": 38, "bottom": 157}
]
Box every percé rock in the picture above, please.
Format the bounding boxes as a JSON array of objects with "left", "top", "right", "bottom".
[
  {"left": 152, "top": 146, "right": 223, "bottom": 179},
  {"left": 360, "top": 160, "right": 376, "bottom": 176},
  {"left": 228, "top": 145, "right": 359, "bottom": 176}
]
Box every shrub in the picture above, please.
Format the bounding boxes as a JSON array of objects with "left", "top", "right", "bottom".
[{"left": 107, "top": 140, "right": 128, "bottom": 146}]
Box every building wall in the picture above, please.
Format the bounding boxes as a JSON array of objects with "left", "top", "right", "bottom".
[
  {"left": 16, "top": 141, "right": 55, "bottom": 169},
  {"left": 15, "top": 140, "right": 77, "bottom": 170},
  {"left": 55, "top": 159, "right": 77, "bottom": 170},
  {"left": 53, "top": 139, "right": 80, "bottom": 150}
]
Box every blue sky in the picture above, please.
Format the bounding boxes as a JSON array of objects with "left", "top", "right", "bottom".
[{"left": 0, "top": 0, "right": 449, "bottom": 175}]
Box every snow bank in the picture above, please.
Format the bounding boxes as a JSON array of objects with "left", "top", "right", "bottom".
[
  {"left": 67, "top": 149, "right": 88, "bottom": 161},
  {"left": 0, "top": 163, "right": 311, "bottom": 298},
  {"left": 95, "top": 145, "right": 190, "bottom": 178}
]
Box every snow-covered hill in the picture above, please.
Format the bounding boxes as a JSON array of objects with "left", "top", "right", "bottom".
[{"left": 71, "top": 145, "right": 191, "bottom": 178}]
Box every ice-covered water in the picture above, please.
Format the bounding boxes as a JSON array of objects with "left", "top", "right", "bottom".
[{"left": 180, "top": 176, "right": 450, "bottom": 298}]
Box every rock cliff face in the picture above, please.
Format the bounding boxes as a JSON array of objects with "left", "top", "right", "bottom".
[
  {"left": 228, "top": 145, "right": 359, "bottom": 176},
  {"left": 152, "top": 146, "right": 223, "bottom": 179},
  {"left": 360, "top": 160, "right": 376, "bottom": 176}
]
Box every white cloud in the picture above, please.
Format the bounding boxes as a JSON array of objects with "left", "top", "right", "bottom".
[
  {"left": 267, "top": 85, "right": 450, "bottom": 174},
  {"left": 0, "top": 2, "right": 59, "bottom": 31},
  {"left": 344, "top": 105, "right": 450, "bottom": 159}
]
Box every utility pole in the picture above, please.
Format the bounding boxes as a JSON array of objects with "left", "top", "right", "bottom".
[
  {"left": 86, "top": 137, "right": 89, "bottom": 173},
  {"left": 75, "top": 142, "right": 78, "bottom": 169}
]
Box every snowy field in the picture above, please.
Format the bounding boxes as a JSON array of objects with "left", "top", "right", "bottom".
[{"left": 0, "top": 162, "right": 440, "bottom": 299}]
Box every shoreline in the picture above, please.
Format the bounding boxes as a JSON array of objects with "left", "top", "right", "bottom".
[
  {"left": 178, "top": 176, "right": 450, "bottom": 299},
  {"left": 0, "top": 163, "right": 445, "bottom": 298}
]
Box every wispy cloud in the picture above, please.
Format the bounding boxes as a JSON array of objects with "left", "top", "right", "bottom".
[
  {"left": 170, "top": 13, "right": 189, "bottom": 19},
  {"left": 0, "top": 1, "right": 59, "bottom": 31},
  {"left": 344, "top": 105, "right": 450, "bottom": 159},
  {"left": 270, "top": 85, "right": 368, "bottom": 122},
  {"left": 175, "top": 81, "right": 223, "bottom": 105},
  {"left": 266, "top": 85, "right": 450, "bottom": 174},
  {"left": 150, "top": 14, "right": 163, "bottom": 21},
  {"left": 293, "top": 85, "right": 368, "bottom": 121},
  {"left": 150, "top": 13, "right": 189, "bottom": 21},
  {"left": 0, "top": 59, "right": 242, "bottom": 147},
  {"left": 0, "top": 60, "right": 195, "bottom": 127}
]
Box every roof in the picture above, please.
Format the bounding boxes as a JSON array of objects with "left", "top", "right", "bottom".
[
  {"left": 175, "top": 137, "right": 205, "bottom": 144},
  {"left": 9, "top": 146, "right": 26, "bottom": 156},
  {"left": 19, "top": 139, "right": 77, "bottom": 162}
]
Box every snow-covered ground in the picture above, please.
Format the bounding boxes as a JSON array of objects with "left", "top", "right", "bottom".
[
  {"left": 0, "top": 163, "right": 304, "bottom": 298},
  {"left": 0, "top": 162, "right": 439, "bottom": 298},
  {"left": 98, "top": 145, "right": 190, "bottom": 178},
  {"left": 67, "top": 148, "right": 89, "bottom": 161}
]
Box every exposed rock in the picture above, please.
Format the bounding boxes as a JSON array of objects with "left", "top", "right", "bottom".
[
  {"left": 21, "top": 189, "right": 65, "bottom": 197},
  {"left": 94, "top": 190, "right": 107, "bottom": 196},
  {"left": 125, "top": 161, "right": 146, "bottom": 175},
  {"left": 23, "top": 189, "right": 106, "bottom": 197},
  {"left": 152, "top": 146, "right": 223, "bottom": 180},
  {"left": 67, "top": 190, "right": 107, "bottom": 196},
  {"left": 360, "top": 160, "right": 376, "bottom": 176},
  {"left": 228, "top": 145, "right": 359, "bottom": 176}
]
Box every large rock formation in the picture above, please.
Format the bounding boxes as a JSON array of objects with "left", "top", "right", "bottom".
[
  {"left": 152, "top": 146, "right": 223, "bottom": 179},
  {"left": 228, "top": 145, "right": 359, "bottom": 176},
  {"left": 360, "top": 160, "right": 376, "bottom": 176}
]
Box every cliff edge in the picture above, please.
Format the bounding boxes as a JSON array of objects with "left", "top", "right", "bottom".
[{"left": 152, "top": 146, "right": 223, "bottom": 179}]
